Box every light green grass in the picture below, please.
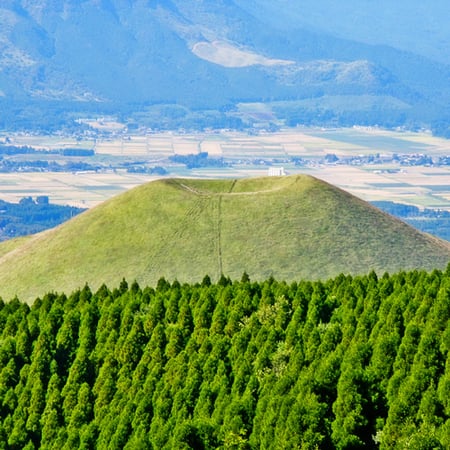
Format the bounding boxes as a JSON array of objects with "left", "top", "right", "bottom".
[
  {"left": 0, "top": 175, "right": 449, "bottom": 303},
  {"left": 0, "top": 236, "right": 33, "bottom": 258}
]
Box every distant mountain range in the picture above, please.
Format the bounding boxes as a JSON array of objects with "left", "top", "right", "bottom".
[
  {"left": 1, "top": 1, "right": 450, "bottom": 133},
  {"left": 0, "top": 175, "right": 449, "bottom": 303}
]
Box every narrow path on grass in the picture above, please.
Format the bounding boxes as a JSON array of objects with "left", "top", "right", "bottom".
[
  {"left": 228, "top": 179, "right": 237, "bottom": 193},
  {"left": 216, "top": 195, "right": 223, "bottom": 277},
  {"left": 177, "top": 181, "right": 289, "bottom": 197}
]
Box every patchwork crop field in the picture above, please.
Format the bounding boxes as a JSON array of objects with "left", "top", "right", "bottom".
[{"left": 1, "top": 127, "right": 449, "bottom": 210}]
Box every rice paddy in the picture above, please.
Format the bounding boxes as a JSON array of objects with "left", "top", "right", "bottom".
[{"left": 1, "top": 127, "right": 449, "bottom": 210}]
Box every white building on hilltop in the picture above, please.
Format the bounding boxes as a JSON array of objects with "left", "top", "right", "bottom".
[{"left": 268, "top": 167, "right": 286, "bottom": 176}]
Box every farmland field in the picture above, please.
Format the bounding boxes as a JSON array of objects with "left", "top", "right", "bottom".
[{"left": 1, "top": 127, "right": 449, "bottom": 210}]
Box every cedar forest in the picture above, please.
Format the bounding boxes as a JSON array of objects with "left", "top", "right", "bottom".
[{"left": 0, "top": 268, "right": 450, "bottom": 449}]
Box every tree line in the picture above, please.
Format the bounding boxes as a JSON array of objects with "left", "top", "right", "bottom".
[
  {"left": 0, "top": 197, "right": 85, "bottom": 242},
  {"left": 372, "top": 201, "right": 450, "bottom": 242},
  {"left": 0, "top": 267, "right": 449, "bottom": 449}
]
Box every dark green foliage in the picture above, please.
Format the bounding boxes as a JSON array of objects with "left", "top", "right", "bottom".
[
  {"left": 1, "top": 267, "right": 450, "bottom": 448},
  {"left": 372, "top": 201, "right": 450, "bottom": 242},
  {"left": 169, "top": 152, "right": 228, "bottom": 169},
  {"left": 0, "top": 197, "right": 85, "bottom": 241}
]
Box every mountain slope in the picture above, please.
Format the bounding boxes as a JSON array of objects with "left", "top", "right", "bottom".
[
  {"left": 0, "top": 175, "right": 448, "bottom": 303},
  {"left": 0, "top": 0, "right": 406, "bottom": 103},
  {"left": 1, "top": 0, "right": 450, "bottom": 131},
  {"left": 236, "top": 0, "right": 450, "bottom": 65}
]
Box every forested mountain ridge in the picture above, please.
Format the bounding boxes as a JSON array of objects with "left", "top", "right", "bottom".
[
  {"left": 2, "top": 1, "right": 450, "bottom": 132},
  {"left": 0, "top": 175, "right": 449, "bottom": 303},
  {"left": 0, "top": 268, "right": 449, "bottom": 448}
]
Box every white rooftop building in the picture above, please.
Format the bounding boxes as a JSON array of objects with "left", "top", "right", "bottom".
[{"left": 268, "top": 167, "right": 286, "bottom": 176}]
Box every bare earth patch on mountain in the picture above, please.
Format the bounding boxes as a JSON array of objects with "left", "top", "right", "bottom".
[{"left": 192, "top": 40, "right": 295, "bottom": 68}]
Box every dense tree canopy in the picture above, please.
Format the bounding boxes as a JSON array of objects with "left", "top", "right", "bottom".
[
  {"left": 0, "top": 267, "right": 449, "bottom": 449},
  {"left": 0, "top": 197, "right": 85, "bottom": 241}
]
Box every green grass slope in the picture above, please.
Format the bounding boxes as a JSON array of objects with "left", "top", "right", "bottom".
[{"left": 0, "top": 175, "right": 449, "bottom": 303}]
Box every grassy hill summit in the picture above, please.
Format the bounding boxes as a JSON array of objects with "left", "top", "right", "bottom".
[{"left": 0, "top": 174, "right": 449, "bottom": 303}]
